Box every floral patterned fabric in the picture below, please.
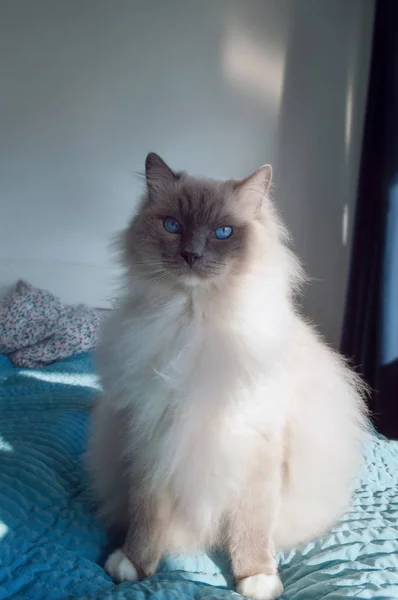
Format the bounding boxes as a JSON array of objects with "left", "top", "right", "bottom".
[{"left": 0, "top": 280, "right": 100, "bottom": 367}]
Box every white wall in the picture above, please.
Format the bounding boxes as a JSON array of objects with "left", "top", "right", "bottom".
[{"left": 0, "top": 0, "right": 374, "bottom": 345}]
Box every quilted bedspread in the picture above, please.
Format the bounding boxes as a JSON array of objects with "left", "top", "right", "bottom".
[{"left": 0, "top": 353, "right": 397, "bottom": 600}]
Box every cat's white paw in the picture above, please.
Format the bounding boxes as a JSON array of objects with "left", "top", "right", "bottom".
[
  {"left": 105, "top": 549, "right": 138, "bottom": 582},
  {"left": 236, "top": 573, "right": 283, "bottom": 600}
]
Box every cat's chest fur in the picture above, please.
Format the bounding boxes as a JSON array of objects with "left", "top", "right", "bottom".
[
  {"left": 101, "top": 288, "right": 287, "bottom": 530},
  {"left": 103, "top": 290, "right": 277, "bottom": 417}
]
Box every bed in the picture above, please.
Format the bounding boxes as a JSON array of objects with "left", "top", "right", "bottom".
[{"left": 0, "top": 353, "right": 397, "bottom": 600}]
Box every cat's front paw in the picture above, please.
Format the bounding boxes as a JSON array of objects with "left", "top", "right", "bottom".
[
  {"left": 236, "top": 573, "right": 283, "bottom": 600},
  {"left": 105, "top": 549, "right": 138, "bottom": 582}
]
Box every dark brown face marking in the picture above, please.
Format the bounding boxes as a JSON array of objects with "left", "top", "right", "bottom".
[{"left": 125, "top": 153, "right": 267, "bottom": 285}]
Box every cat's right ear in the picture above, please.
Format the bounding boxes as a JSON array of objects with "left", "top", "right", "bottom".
[
  {"left": 233, "top": 164, "right": 272, "bottom": 217},
  {"left": 145, "top": 153, "right": 179, "bottom": 197}
]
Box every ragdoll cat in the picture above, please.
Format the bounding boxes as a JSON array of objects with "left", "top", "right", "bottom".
[{"left": 87, "top": 153, "right": 368, "bottom": 600}]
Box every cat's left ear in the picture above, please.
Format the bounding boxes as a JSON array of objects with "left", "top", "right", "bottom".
[
  {"left": 145, "top": 153, "right": 179, "bottom": 198},
  {"left": 234, "top": 164, "right": 272, "bottom": 215}
]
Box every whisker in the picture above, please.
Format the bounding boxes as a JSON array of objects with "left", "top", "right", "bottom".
[
  {"left": 147, "top": 270, "right": 169, "bottom": 285},
  {"left": 132, "top": 261, "right": 167, "bottom": 267}
]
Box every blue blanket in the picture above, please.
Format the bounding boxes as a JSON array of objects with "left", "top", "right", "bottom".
[{"left": 0, "top": 353, "right": 397, "bottom": 599}]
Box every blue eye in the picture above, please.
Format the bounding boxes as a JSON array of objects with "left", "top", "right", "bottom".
[
  {"left": 163, "top": 217, "right": 182, "bottom": 234},
  {"left": 214, "top": 226, "right": 233, "bottom": 240}
]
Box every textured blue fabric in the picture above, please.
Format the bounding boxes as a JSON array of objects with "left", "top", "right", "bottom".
[{"left": 0, "top": 353, "right": 397, "bottom": 599}]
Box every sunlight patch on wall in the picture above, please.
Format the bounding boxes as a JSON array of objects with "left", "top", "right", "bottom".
[
  {"left": 345, "top": 78, "right": 354, "bottom": 160},
  {"left": 222, "top": 17, "right": 286, "bottom": 108},
  {"left": 342, "top": 204, "right": 349, "bottom": 247}
]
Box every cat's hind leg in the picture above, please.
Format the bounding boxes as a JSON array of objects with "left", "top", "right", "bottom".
[{"left": 86, "top": 399, "right": 130, "bottom": 532}]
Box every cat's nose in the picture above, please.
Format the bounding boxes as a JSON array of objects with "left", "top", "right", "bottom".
[{"left": 180, "top": 251, "right": 201, "bottom": 267}]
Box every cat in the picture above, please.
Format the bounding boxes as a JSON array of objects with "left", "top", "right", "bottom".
[{"left": 87, "top": 153, "right": 368, "bottom": 600}]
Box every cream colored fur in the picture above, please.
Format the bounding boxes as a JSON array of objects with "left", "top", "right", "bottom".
[{"left": 87, "top": 161, "right": 368, "bottom": 600}]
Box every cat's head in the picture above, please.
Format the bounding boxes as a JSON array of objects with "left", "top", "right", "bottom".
[{"left": 124, "top": 153, "right": 275, "bottom": 287}]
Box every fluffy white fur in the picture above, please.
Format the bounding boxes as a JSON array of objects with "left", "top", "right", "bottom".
[{"left": 87, "top": 159, "right": 368, "bottom": 600}]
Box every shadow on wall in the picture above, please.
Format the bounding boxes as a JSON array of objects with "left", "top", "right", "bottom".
[{"left": 275, "top": 0, "right": 374, "bottom": 347}]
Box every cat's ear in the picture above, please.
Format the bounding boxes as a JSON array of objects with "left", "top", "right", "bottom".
[
  {"left": 234, "top": 164, "right": 272, "bottom": 215},
  {"left": 145, "top": 153, "right": 179, "bottom": 197}
]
